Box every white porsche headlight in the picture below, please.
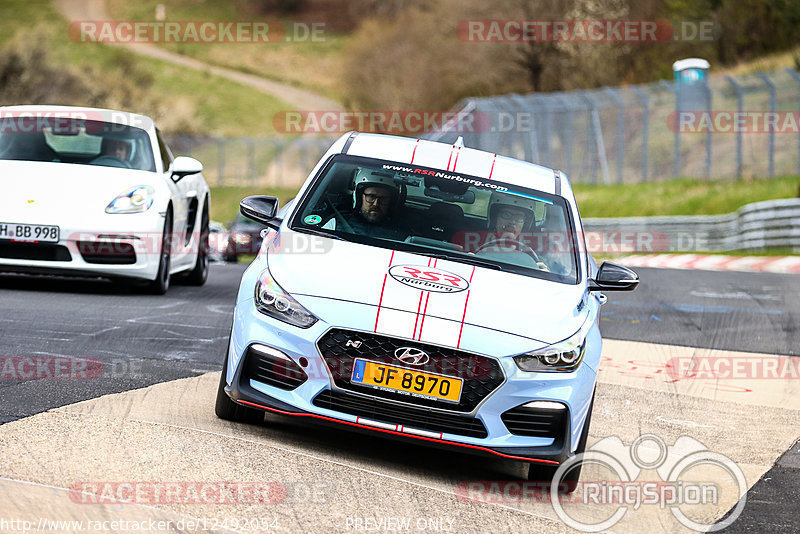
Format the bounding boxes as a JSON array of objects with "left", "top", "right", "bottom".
[
  {"left": 514, "top": 330, "right": 587, "bottom": 373},
  {"left": 255, "top": 267, "right": 318, "bottom": 329},
  {"left": 105, "top": 185, "right": 155, "bottom": 214}
]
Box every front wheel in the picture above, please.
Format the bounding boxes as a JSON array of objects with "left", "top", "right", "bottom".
[
  {"left": 181, "top": 202, "right": 209, "bottom": 286},
  {"left": 215, "top": 341, "right": 264, "bottom": 424},
  {"left": 145, "top": 211, "right": 172, "bottom": 294}
]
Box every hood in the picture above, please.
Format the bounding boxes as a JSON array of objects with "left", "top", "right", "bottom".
[
  {"left": 267, "top": 228, "right": 588, "bottom": 345},
  {"left": 0, "top": 160, "right": 161, "bottom": 222}
]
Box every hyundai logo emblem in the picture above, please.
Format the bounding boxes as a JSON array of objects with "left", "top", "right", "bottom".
[{"left": 394, "top": 347, "right": 430, "bottom": 366}]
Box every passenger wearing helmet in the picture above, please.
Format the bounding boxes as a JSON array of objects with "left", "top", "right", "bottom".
[
  {"left": 475, "top": 191, "right": 553, "bottom": 271},
  {"left": 487, "top": 190, "right": 536, "bottom": 242},
  {"left": 326, "top": 168, "right": 408, "bottom": 240}
]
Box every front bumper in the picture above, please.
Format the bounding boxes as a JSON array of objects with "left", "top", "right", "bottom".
[
  {"left": 224, "top": 295, "right": 598, "bottom": 465},
  {"left": 0, "top": 213, "right": 165, "bottom": 281}
]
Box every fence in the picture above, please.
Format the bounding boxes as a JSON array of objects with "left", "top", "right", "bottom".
[
  {"left": 425, "top": 68, "right": 800, "bottom": 184},
  {"left": 166, "top": 135, "right": 334, "bottom": 189},
  {"left": 166, "top": 68, "right": 800, "bottom": 188}
]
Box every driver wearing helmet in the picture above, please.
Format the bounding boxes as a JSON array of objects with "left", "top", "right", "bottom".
[
  {"left": 324, "top": 168, "right": 408, "bottom": 240},
  {"left": 100, "top": 137, "right": 131, "bottom": 161}
]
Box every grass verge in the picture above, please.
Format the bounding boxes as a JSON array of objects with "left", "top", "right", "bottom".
[
  {"left": 0, "top": 0, "right": 290, "bottom": 136},
  {"left": 574, "top": 176, "right": 799, "bottom": 218}
]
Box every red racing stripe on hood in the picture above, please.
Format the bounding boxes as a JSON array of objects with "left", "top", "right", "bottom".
[
  {"left": 456, "top": 266, "right": 477, "bottom": 348},
  {"left": 373, "top": 250, "right": 395, "bottom": 332}
]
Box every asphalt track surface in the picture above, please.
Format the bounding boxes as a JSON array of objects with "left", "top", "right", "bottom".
[{"left": 0, "top": 263, "right": 798, "bottom": 533}]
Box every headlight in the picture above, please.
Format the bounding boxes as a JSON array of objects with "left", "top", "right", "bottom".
[
  {"left": 105, "top": 185, "right": 155, "bottom": 214},
  {"left": 233, "top": 233, "right": 252, "bottom": 245},
  {"left": 513, "top": 331, "right": 587, "bottom": 373},
  {"left": 255, "top": 267, "right": 318, "bottom": 328}
]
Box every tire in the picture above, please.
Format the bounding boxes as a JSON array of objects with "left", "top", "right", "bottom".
[
  {"left": 528, "top": 390, "right": 595, "bottom": 493},
  {"left": 181, "top": 201, "right": 209, "bottom": 286},
  {"left": 215, "top": 339, "right": 264, "bottom": 424},
  {"left": 145, "top": 211, "right": 172, "bottom": 295}
]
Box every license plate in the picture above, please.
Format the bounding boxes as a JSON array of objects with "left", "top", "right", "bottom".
[
  {"left": 0, "top": 222, "right": 60, "bottom": 243},
  {"left": 351, "top": 359, "right": 463, "bottom": 403}
]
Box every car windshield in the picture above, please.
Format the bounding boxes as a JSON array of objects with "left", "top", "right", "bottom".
[
  {"left": 0, "top": 117, "right": 156, "bottom": 172},
  {"left": 291, "top": 155, "right": 580, "bottom": 284}
]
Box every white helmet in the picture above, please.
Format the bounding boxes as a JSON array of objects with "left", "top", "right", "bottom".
[
  {"left": 487, "top": 190, "right": 536, "bottom": 230},
  {"left": 352, "top": 168, "right": 401, "bottom": 211}
]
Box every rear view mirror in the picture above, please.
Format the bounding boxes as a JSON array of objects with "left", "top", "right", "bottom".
[
  {"left": 240, "top": 196, "right": 281, "bottom": 230},
  {"left": 171, "top": 156, "right": 203, "bottom": 181},
  {"left": 588, "top": 262, "right": 639, "bottom": 291}
]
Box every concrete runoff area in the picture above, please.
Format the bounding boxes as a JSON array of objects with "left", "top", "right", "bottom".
[{"left": 0, "top": 338, "right": 798, "bottom": 533}]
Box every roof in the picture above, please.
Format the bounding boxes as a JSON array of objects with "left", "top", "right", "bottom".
[
  {"left": 672, "top": 58, "right": 710, "bottom": 71},
  {"left": 338, "top": 132, "right": 562, "bottom": 195}
]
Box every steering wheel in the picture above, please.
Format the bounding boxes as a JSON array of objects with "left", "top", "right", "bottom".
[
  {"left": 327, "top": 202, "right": 357, "bottom": 234},
  {"left": 475, "top": 237, "right": 543, "bottom": 264},
  {"left": 90, "top": 155, "right": 133, "bottom": 169}
]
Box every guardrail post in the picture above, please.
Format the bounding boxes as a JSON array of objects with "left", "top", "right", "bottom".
[
  {"left": 724, "top": 75, "right": 744, "bottom": 179},
  {"left": 247, "top": 138, "right": 256, "bottom": 185},
  {"left": 603, "top": 87, "right": 625, "bottom": 183},
  {"left": 579, "top": 91, "right": 611, "bottom": 184},
  {"left": 631, "top": 86, "right": 649, "bottom": 182},
  {"left": 555, "top": 93, "right": 574, "bottom": 178},
  {"left": 217, "top": 138, "right": 225, "bottom": 187},
  {"left": 511, "top": 94, "right": 538, "bottom": 164},
  {"left": 542, "top": 95, "right": 553, "bottom": 167},
  {"left": 756, "top": 72, "right": 776, "bottom": 178},
  {"left": 660, "top": 80, "right": 679, "bottom": 178},
  {"left": 786, "top": 68, "right": 800, "bottom": 176}
]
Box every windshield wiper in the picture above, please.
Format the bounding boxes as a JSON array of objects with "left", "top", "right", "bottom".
[
  {"left": 293, "top": 227, "right": 346, "bottom": 241},
  {"left": 427, "top": 253, "right": 503, "bottom": 271}
]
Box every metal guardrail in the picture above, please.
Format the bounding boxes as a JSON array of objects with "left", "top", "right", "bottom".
[{"left": 583, "top": 198, "right": 800, "bottom": 252}]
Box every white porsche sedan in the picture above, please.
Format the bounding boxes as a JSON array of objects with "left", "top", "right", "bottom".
[{"left": 0, "top": 105, "right": 210, "bottom": 293}]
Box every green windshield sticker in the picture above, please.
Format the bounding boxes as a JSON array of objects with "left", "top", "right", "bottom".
[{"left": 303, "top": 214, "right": 322, "bottom": 225}]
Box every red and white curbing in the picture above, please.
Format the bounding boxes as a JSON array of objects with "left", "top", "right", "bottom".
[{"left": 614, "top": 254, "right": 800, "bottom": 274}]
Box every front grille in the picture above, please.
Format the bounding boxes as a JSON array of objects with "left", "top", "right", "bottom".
[
  {"left": 317, "top": 329, "right": 504, "bottom": 413},
  {"left": 313, "top": 389, "right": 488, "bottom": 438},
  {"left": 78, "top": 241, "right": 136, "bottom": 265},
  {"left": 501, "top": 404, "right": 568, "bottom": 438},
  {"left": 241, "top": 345, "right": 308, "bottom": 391},
  {"left": 0, "top": 242, "right": 71, "bottom": 262}
]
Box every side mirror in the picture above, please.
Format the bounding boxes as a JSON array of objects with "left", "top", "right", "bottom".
[
  {"left": 240, "top": 195, "right": 281, "bottom": 230},
  {"left": 588, "top": 262, "right": 639, "bottom": 291},
  {"left": 171, "top": 156, "right": 203, "bottom": 181}
]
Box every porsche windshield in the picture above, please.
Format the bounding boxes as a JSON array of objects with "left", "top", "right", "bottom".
[
  {"left": 292, "top": 155, "right": 580, "bottom": 284},
  {"left": 0, "top": 117, "right": 156, "bottom": 172}
]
